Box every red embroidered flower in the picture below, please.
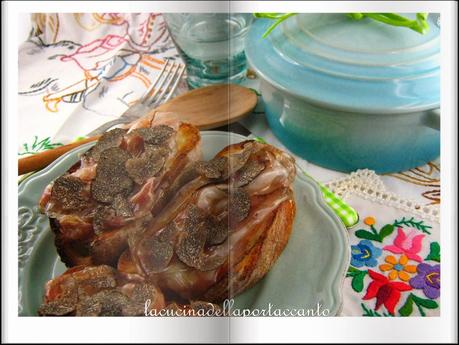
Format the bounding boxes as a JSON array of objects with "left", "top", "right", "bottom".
[{"left": 363, "top": 269, "right": 412, "bottom": 315}]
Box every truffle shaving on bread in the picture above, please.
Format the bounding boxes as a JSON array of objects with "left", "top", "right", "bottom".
[
  {"left": 38, "top": 265, "right": 165, "bottom": 316},
  {"left": 119, "top": 140, "right": 296, "bottom": 302},
  {"left": 38, "top": 112, "right": 201, "bottom": 267},
  {"left": 38, "top": 263, "right": 221, "bottom": 317}
]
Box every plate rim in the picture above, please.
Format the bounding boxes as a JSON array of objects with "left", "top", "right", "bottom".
[{"left": 18, "top": 131, "right": 350, "bottom": 316}]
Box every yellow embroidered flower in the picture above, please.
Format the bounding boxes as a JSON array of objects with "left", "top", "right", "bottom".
[{"left": 379, "top": 254, "right": 417, "bottom": 281}]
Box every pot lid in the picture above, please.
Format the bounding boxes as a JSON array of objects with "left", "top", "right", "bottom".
[{"left": 245, "top": 14, "right": 440, "bottom": 113}]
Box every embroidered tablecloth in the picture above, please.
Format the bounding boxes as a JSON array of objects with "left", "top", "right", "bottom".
[
  {"left": 18, "top": 13, "right": 441, "bottom": 317},
  {"left": 18, "top": 13, "right": 185, "bottom": 155}
]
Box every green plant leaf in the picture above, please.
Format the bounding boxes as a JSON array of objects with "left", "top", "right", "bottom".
[
  {"left": 393, "top": 217, "right": 432, "bottom": 234},
  {"left": 412, "top": 295, "right": 439, "bottom": 309},
  {"left": 398, "top": 295, "right": 414, "bottom": 316},
  {"left": 379, "top": 224, "right": 395, "bottom": 240},
  {"left": 351, "top": 271, "right": 367, "bottom": 292},
  {"left": 360, "top": 303, "right": 391, "bottom": 317},
  {"left": 425, "top": 242, "right": 440, "bottom": 262},
  {"left": 355, "top": 229, "right": 381, "bottom": 242},
  {"left": 347, "top": 266, "right": 359, "bottom": 275}
]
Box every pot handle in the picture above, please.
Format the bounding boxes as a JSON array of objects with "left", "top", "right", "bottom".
[{"left": 423, "top": 108, "right": 440, "bottom": 131}]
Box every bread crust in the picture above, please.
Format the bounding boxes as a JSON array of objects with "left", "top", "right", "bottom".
[{"left": 202, "top": 195, "right": 295, "bottom": 302}]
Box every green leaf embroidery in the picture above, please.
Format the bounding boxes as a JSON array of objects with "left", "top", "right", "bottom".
[
  {"left": 361, "top": 303, "right": 392, "bottom": 317},
  {"left": 346, "top": 267, "right": 367, "bottom": 293},
  {"left": 393, "top": 217, "right": 432, "bottom": 234},
  {"left": 425, "top": 242, "right": 440, "bottom": 262},
  {"left": 379, "top": 224, "right": 395, "bottom": 241},
  {"left": 399, "top": 293, "right": 439, "bottom": 316},
  {"left": 355, "top": 229, "right": 381, "bottom": 242},
  {"left": 361, "top": 303, "right": 378, "bottom": 316},
  {"left": 355, "top": 224, "right": 393, "bottom": 243},
  {"left": 346, "top": 266, "right": 359, "bottom": 274},
  {"left": 352, "top": 271, "right": 367, "bottom": 293},
  {"left": 19, "top": 136, "right": 63, "bottom": 155},
  {"left": 399, "top": 295, "right": 414, "bottom": 316},
  {"left": 412, "top": 294, "right": 438, "bottom": 309}
]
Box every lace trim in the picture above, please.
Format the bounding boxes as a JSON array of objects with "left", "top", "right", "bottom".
[{"left": 324, "top": 169, "right": 440, "bottom": 223}]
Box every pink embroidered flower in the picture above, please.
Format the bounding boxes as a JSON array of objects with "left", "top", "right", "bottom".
[{"left": 383, "top": 227, "right": 424, "bottom": 262}]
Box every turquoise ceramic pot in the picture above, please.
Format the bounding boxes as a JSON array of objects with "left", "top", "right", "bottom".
[{"left": 245, "top": 14, "right": 440, "bottom": 173}]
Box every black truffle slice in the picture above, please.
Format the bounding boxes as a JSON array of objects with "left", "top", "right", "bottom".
[
  {"left": 122, "top": 283, "right": 164, "bottom": 316},
  {"left": 194, "top": 157, "right": 228, "bottom": 179},
  {"left": 84, "top": 128, "right": 127, "bottom": 161},
  {"left": 195, "top": 142, "right": 256, "bottom": 181},
  {"left": 125, "top": 147, "right": 167, "bottom": 185},
  {"left": 37, "top": 297, "right": 77, "bottom": 316},
  {"left": 129, "top": 125, "right": 174, "bottom": 146},
  {"left": 112, "top": 194, "right": 133, "bottom": 218},
  {"left": 138, "top": 223, "right": 176, "bottom": 274},
  {"left": 232, "top": 159, "right": 265, "bottom": 187},
  {"left": 91, "top": 147, "right": 133, "bottom": 203},
  {"left": 205, "top": 216, "right": 228, "bottom": 246},
  {"left": 175, "top": 206, "right": 227, "bottom": 271},
  {"left": 50, "top": 175, "right": 89, "bottom": 211},
  {"left": 228, "top": 188, "right": 251, "bottom": 223},
  {"left": 76, "top": 290, "right": 130, "bottom": 316},
  {"left": 93, "top": 205, "right": 115, "bottom": 233},
  {"left": 175, "top": 206, "right": 208, "bottom": 269}
]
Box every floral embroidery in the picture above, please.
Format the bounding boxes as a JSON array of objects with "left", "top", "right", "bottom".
[
  {"left": 363, "top": 216, "right": 376, "bottom": 226},
  {"left": 379, "top": 254, "right": 417, "bottom": 281},
  {"left": 351, "top": 240, "right": 382, "bottom": 268},
  {"left": 347, "top": 215, "right": 439, "bottom": 317},
  {"left": 409, "top": 263, "right": 440, "bottom": 299},
  {"left": 383, "top": 227, "right": 425, "bottom": 262},
  {"left": 363, "top": 269, "right": 412, "bottom": 315}
]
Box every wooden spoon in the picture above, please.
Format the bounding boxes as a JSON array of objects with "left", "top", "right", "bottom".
[{"left": 18, "top": 84, "right": 257, "bottom": 175}]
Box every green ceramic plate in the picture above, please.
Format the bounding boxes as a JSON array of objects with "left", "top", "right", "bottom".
[{"left": 18, "top": 131, "right": 350, "bottom": 316}]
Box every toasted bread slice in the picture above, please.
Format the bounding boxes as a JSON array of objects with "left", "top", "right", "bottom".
[
  {"left": 40, "top": 113, "right": 201, "bottom": 267},
  {"left": 120, "top": 140, "right": 296, "bottom": 301}
]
